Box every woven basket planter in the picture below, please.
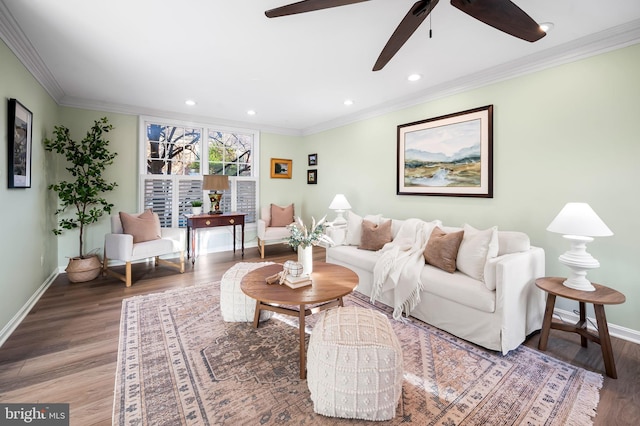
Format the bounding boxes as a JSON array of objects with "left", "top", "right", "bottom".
[{"left": 65, "top": 255, "right": 102, "bottom": 283}]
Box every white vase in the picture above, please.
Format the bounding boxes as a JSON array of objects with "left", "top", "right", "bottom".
[{"left": 298, "top": 245, "right": 313, "bottom": 276}]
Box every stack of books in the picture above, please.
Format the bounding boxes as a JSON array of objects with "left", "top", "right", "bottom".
[{"left": 284, "top": 274, "right": 312, "bottom": 289}]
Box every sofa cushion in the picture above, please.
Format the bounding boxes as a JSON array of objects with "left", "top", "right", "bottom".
[
  {"left": 456, "top": 224, "right": 498, "bottom": 282},
  {"left": 270, "top": 203, "right": 294, "bottom": 227},
  {"left": 329, "top": 245, "right": 380, "bottom": 271},
  {"left": 421, "top": 266, "right": 496, "bottom": 313},
  {"left": 345, "top": 212, "right": 383, "bottom": 246},
  {"left": 359, "top": 219, "right": 392, "bottom": 251},
  {"left": 119, "top": 210, "right": 161, "bottom": 244},
  {"left": 423, "top": 227, "right": 464, "bottom": 273},
  {"left": 497, "top": 231, "right": 530, "bottom": 256}
]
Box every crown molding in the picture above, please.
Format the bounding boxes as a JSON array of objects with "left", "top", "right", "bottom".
[
  {"left": 0, "top": 0, "right": 65, "bottom": 101},
  {"left": 302, "top": 19, "right": 640, "bottom": 136}
]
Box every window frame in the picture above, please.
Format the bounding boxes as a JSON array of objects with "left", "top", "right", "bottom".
[{"left": 138, "top": 115, "right": 260, "bottom": 230}]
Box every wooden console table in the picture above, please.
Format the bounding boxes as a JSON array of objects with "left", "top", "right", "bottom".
[
  {"left": 536, "top": 277, "right": 626, "bottom": 379},
  {"left": 185, "top": 212, "right": 246, "bottom": 264}
]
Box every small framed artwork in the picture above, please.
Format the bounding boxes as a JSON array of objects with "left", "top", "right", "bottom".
[
  {"left": 307, "top": 169, "right": 317, "bottom": 184},
  {"left": 8, "top": 98, "right": 33, "bottom": 188},
  {"left": 397, "top": 105, "right": 493, "bottom": 198},
  {"left": 270, "top": 158, "right": 292, "bottom": 179},
  {"left": 308, "top": 153, "right": 317, "bottom": 166}
]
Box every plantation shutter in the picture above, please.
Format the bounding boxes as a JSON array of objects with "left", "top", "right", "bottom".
[
  {"left": 236, "top": 180, "right": 256, "bottom": 223},
  {"left": 142, "top": 178, "right": 174, "bottom": 227}
]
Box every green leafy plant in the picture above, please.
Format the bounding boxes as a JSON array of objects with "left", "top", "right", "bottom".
[
  {"left": 44, "top": 117, "right": 118, "bottom": 258},
  {"left": 287, "top": 216, "right": 334, "bottom": 250},
  {"left": 190, "top": 199, "right": 203, "bottom": 207}
]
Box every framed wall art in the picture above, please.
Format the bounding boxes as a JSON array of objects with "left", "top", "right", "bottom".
[
  {"left": 397, "top": 105, "right": 493, "bottom": 198},
  {"left": 8, "top": 98, "right": 33, "bottom": 188},
  {"left": 308, "top": 153, "right": 317, "bottom": 166},
  {"left": 307, "top": 169, "right": 317, "bottom": 184},
  {"left": 270, "top": 158, "right": 292, "bottom": 179}
]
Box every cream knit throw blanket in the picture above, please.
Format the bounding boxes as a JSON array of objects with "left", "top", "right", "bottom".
[{"left": 371, "top": 218, "right": 440, "bottom": 320}]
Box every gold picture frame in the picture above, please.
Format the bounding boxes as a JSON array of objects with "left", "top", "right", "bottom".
[{"left": 270, "top": 158, "right": 292, "bottom": 179}]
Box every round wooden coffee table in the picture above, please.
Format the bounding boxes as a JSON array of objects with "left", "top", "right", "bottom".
[{"left": 241, "top": 261, "right": 358, "bottom": 379}]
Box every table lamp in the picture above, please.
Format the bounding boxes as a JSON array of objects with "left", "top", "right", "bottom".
[
  {"left": 328, "top": 194, "right": 351, "bottom": 225},
  {"left": 546, "top": 202, "right": 613, "bottom": 291},
  {"left": 203, "top": 175, "right": 229, "bottom": 214}
]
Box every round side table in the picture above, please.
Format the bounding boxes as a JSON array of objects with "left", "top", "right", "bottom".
[{"left": 536, "top": 277, "right": 625, "bottom": 379}]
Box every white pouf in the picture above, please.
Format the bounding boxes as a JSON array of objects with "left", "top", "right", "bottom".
[
  {"left": 220, "top": 262, "right": 275, "bottom": 322},
  {"left": 307, "top": 306, "right": 403, "bottom": 421}
]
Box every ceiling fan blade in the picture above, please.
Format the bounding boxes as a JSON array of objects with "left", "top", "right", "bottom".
[
  {"left": 451, "top": 0, "right": 546, "bottom": 42},
  {"left": 373, "top": 0, "right": 440, "bottom": 71},
  {"left": 266, "top": 0, "right": 370, "bottom": 18}
]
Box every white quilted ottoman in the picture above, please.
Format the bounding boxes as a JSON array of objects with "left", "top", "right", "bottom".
[
  {"left": 220, "top": 262, "right": 275, "bottom": 322},
  {"left": 307, "top": 306, "right": 403, "bottom": 421}
]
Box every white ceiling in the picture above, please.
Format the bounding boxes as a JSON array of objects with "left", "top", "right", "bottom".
[{"left": 1, "top": 0, "right": 640, "bottom": 135}]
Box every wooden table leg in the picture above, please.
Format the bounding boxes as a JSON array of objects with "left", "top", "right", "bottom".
[
  {"left": 538, "top": 293, "right": 556, "bottom": 351},
  {"left": 299, "top": 304, "right": 306, "bottom": 380},
  {"left": 252, "top": 300, "right": 261, "bottom": 329},
  {"left": 594, "top": 304, "right": 617, "bottom": 379},
  {"left": 578, "top": 301, "right": 588, "bottom": 348}
]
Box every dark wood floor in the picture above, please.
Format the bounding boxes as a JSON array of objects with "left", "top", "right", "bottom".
[{"left": 0, "top": 245, "right": 638, "bottom": 425}]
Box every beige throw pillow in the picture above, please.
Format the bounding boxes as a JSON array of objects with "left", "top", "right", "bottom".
[
  {"left": 456, "top": 224, "right": 498, "bottom": 282},
  {"left": 423, "top": 226, "right": 464, "bottom": 273},
  {"left": 270, "top": 203, "right": 294, "bottom": 227},
  {"left": 358, "top": 219, "right": 392, "bottom": 251},
  {"left": 119, "top": 210, "right": 161, "bottom": 243}
]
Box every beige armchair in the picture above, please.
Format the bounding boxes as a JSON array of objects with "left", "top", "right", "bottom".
[
  {"left": 103, "top": 210, "right": 185, "bottom": 287},
  {"left": 257, "top": 204, "right": 294, "bottom": 258}
]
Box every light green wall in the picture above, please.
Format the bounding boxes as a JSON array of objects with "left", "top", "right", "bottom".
[
  {"left": 1, "top": 36, "right": 638, "bottom": 340},
  {"left": 0, "top": 39, "right": 59, "bottom": 332},
  {"left": 303, "top": 44, "right": 640, "bottom": 332}
]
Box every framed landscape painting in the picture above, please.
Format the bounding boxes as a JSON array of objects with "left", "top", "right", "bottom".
[
  {"left": 397, "top": 105, "right": 493, "bottom": 197},
  {"left": 8, "top": 98, "right": 33, "bottom": 188},
  {"left": 270, "top": 158, "right": 292, "bottom": 179}
]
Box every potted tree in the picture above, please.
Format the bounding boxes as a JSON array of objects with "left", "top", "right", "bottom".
[{"left": 44, "top": 117, "right": 118, "bottom": 282}]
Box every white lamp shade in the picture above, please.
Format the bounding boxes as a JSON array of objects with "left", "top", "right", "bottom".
[
  {"left": 547, "top": 202, "right": 613, "bottom": 237},
  {"left": 329, "top": 194, "right": 351, "bottom": 210}
]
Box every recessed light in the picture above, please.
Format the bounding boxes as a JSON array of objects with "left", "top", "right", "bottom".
[
  {"left": 344, "top": 99, "right": 354, "bottom": 106},
  {"left": 247, "top": 110, "right": 256, "bottom": 116},
  {"left": 540, "top": 22, "right": 554, "bottom": 33},
  {"left": 408, "top": 74, "right": 422, "bottom": 82},
  {"left": 185, "top": 99, "right": 196, "bottom": 106}
]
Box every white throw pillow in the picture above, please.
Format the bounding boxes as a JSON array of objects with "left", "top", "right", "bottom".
[{"left": 456, "top": 224, "right": 498, "bottom": 284}]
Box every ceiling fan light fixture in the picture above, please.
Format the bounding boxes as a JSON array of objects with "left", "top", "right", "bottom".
[
  {"left": 540, "top": 22, "right": 555, "bottom": 33},
  {"left": 408, "top": 73, "right": 422, "bottom": 82}
]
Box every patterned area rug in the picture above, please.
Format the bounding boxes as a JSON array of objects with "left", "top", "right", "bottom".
[{"left": 113, "top": 282, "right": 602, "bottom": 425}]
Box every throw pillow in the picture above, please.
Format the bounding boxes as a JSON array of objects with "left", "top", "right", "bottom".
[
  {"left": 270, "top": 203, "right": 294, "bottom": 227},
  {"left": 358, "top": 219, "right": 392, "bottom": 251},
  {"left": 456, "top": 224, "right": 498, "bottom": 282},
  {"left": 119, "top": 210, "right": 161, "bottom": 244},
  {"left": 345, "top": 212, "right": 383, "bottom": 246},
  {"left": 423, "top": 226, "right": 464, "bottom": 273}
]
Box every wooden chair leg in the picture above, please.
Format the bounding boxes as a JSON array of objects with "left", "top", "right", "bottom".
[
  {"left": 125, "top": 262, "right": 132, "bottom": 287},
  {"left": 259, "top": 238, "right": 265, "bottom": 258}
]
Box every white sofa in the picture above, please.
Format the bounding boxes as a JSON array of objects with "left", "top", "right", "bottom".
[{"left": 325, "top": 214, "right": 546, "bottom": 355}]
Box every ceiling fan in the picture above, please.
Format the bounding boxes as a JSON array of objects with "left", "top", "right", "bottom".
[{"left": 265, "top": 0, "right": 546, "bottom": 71}]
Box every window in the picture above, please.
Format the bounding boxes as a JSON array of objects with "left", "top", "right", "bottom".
[{"left": 139, "top": 117, "right": 259, "bottom": 230}]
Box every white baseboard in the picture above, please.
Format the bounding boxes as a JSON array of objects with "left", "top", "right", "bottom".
[
  {"left": 553, "top": 307, "right": 640, "bottom": 345},
  {"left": 0, "top": 269, "right": 59, "bottom": 347}
]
